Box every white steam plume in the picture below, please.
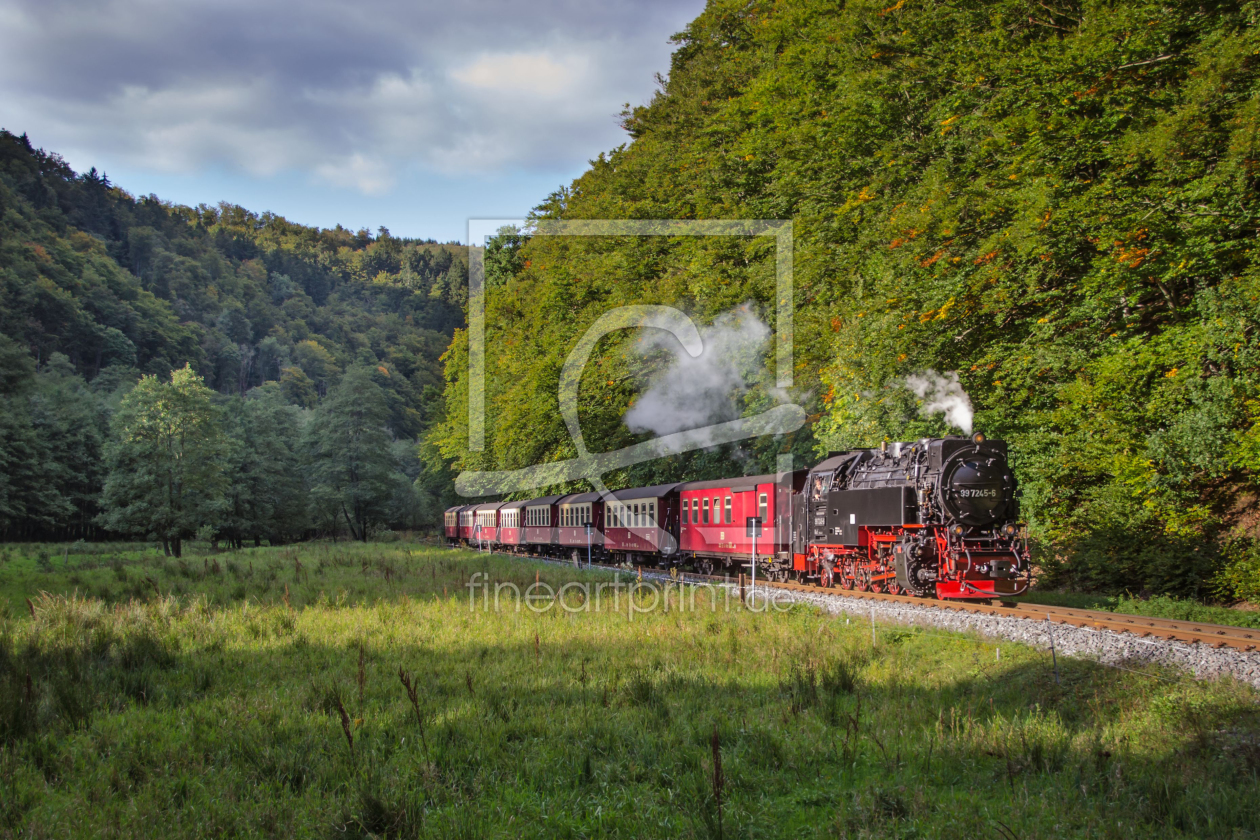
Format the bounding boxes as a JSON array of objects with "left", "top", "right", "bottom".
[
  {"left": 623, "top": 304, "right": 770, "bottom": 446},
  {"left": 905, "top": 370, "right": 974, "bottom": 434}
]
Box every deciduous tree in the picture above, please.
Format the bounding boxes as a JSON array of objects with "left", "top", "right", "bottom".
[{"left": 99, "top": 365, "right": 227, "bottom": 556}]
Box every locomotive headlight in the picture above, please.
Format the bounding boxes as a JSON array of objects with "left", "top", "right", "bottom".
[
  {"left": 971, "top": 432, "right": 986, "bottom": 444},
  {"left": 1002, "top": 523, "right": 1017, "bottom": 537},
  {"left": 950, "top": 524, "right": 965, "bottom": 536}
]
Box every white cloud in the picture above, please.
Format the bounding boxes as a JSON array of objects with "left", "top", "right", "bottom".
[
  {"left": 4, "top": 78, "right": 321, "bottom": 179},
  {"left": 0, "top": 2, "right": 30, "bottom": 35},
  {"left": 0, "top": 0, "right": 705, "bottom": 196},
  {"left": 314, "top": 153, "right": 395, "bottom": 195},
  {"left": 451, "top": 51, "right": 589, "bottom": 99},
  {"left": 107, "top": 81, "right": 302, "bottom": 176}
]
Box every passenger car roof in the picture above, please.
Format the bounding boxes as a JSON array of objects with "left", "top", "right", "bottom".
[{"left": 523, "top": 494, "right": 567, "bottom": 506}]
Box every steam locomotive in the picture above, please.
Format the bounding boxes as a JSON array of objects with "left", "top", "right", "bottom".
[{"left": 445, "top": 433, "right": 1029, "bottom": 600}]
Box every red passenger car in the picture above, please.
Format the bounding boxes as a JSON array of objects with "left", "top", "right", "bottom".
[
  {"left": 555, "top": 492, "right": 605, "bottom": 561},
  {"left": 443, "top": 506, "right": 461, "bottom": 544},
  {"left": 472, "top": 502, "right": 504, "bottom": 546},
  {"left": 497, "top": 500, "right": 527, "bottom": 552},
  {"left": 458, "top": 505, "right": 478, "bottom": 543},
  {"left": 678, "top": 472, "right": 806, "bottom": 577},
  {"left": 523, "top": 494, "right": 566, "bottom": 553},
  {"left": 603, "top": 483, "right": 681, "bottom": 565}
]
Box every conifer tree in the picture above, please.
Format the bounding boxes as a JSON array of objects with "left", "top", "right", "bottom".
[
  {"left": 306, "top": 366, "right": 397, "bottom": 541},
  {"left": 30, "top": 353, "right": 110, "bottom": 538},
  {"left": 221, "top": 384, "right": 307, "bottom": 547},
  {"left": 0, "top": 336, "right": 69, "bottom": 535}
]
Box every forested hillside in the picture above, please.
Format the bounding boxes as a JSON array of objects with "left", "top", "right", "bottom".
[
  {"left": 0, "top": 130, "right": 466, "bottom": 547},
  {"left": 434, "top": 0, "right": 1260, "bottom": 599}
]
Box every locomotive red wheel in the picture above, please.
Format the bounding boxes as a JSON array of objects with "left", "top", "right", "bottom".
[
  {"left": 854, "top": 566, "right": 872, "bottom": 592},
  {"left": 819, "top": 565, "right": 834, "bottom": 588},
  {"left": 838, "top": 559, "right": 856, "bottom": 589},
  {"left": 886, "top": 581, "right": 904, "bottom": 596}
]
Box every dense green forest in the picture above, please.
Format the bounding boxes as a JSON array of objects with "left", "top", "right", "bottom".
[
  {"left": 4, "top": 0, "right": 1258, "bottom": 599},
  {"left": 434, "top": 0, "right": 1260, "bottom": 600},
  {"left": 0, "top": 130, "right": 466, "bottom": 550}
]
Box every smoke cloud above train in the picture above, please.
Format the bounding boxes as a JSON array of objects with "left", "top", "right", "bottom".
[
  {"left": 623, "top": 304, "right": 771, "bottom": 446},
  {"left": 905, "top": 370, "right": 974, "bottom": 435}
]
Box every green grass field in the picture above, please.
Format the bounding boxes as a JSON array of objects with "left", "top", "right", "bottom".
[{"left": 1, "top": 542, "right": 1258, "bottom": 838}]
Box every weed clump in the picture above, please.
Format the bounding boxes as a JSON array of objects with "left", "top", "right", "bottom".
[
  {"left": 626, "top": 672, "right": 662, "bottom": 709},
  {"left": 782, "top": 654, "right": 861, "bottom": 722},
  {"left": 0, "top": 598, "right": 178, "bottom": 743}
]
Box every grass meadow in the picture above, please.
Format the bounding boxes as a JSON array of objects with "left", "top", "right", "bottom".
[{"left": 0, "top": 541, "right": 1257, "bottom": 838}]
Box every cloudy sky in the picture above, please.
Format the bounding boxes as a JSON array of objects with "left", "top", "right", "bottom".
[{"left": 0, "top": 0, "right": 706, "bottom": 242}]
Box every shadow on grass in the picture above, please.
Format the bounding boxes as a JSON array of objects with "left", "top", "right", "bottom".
[{"left": 2, "top": 578, "right": 1258, "bottom": 840}]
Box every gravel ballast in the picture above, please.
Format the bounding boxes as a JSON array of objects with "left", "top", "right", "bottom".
[{"left": 742, "top": 582, "right": 1260, "bottom": 689}]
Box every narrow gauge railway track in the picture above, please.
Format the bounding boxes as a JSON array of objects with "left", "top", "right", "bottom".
[{"left": 477, "top": 548, "right": 1260, "bottom": 653}]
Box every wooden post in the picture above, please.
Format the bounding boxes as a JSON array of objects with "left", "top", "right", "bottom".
[{"left": 1046, "top": 614, "right": 1060, "bottom": 685}]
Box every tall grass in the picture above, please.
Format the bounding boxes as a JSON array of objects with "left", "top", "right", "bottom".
[{"left": 0, "top": 542, "right": 1255, "bottom": 838}]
